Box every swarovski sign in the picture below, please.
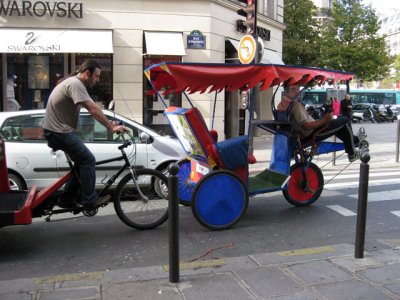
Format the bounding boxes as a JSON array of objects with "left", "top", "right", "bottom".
[
  {"left": 0, "top": 1, "right": 83, "bottom": 18},
  {"left": 0, "top": 28, "right": 113, "bottom": 53}
]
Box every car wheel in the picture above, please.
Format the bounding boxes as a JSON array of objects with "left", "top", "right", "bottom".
[{"left": 8, "top": 173, "right": 25, "bottom": 191}]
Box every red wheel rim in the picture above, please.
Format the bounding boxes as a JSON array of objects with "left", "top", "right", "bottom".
[{"left": 287, "top": 166, "right": 320, "bottom": 203}]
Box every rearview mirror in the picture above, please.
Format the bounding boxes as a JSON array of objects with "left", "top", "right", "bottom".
[
  {"left": 108, "top": 100, "right": 115, "bottom": 111},
  {"left": 140, "top": 132, "right": 151, "bottom": 143}
]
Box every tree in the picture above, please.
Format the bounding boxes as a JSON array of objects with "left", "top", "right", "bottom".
[
  {"left": 318, "top": 0, "right": 392, "bottom": 82},
  {"left": 394, "top": 55, "right": 400, "bottom": 83},
  {"left": 283, "top": 0, "right": 321, "bottom": 66}
]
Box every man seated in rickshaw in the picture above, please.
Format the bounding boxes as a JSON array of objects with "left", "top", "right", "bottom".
[{"left": 278, "top": 84, "right": 359, "bottom": 162}]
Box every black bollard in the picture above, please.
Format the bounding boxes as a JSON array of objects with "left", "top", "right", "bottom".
[
  {"left": 168, "top": 162, "right": 180, "bottom": 282},
  {"left": 354, "top": 150, "right": 370, "bottom": 259}
]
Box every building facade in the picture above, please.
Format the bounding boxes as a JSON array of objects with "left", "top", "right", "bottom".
[
  {"left": 0, "top": 0, "right": 285, "bottom": 138},
  {"left": 380, "top": 11, "right": 400, "bottom": 57}
]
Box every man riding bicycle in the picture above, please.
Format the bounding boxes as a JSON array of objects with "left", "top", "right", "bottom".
[{"left": 43, "top": 59, "right": 127, "bottom": 210}]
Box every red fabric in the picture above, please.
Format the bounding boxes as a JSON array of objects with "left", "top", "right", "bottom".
[
  {"left": 146, "top": 63, "right": 355, "bottom": 95},
  {"left": 248, "top": 153, "right": 257, "bottom": 164},
  {"left": 0, "top": 139, "right": 10, "bottom": 192},
  {"left": 184, "top": 108, "right": 221, "bottom": 166}
]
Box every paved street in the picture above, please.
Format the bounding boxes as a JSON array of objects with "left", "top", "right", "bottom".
[{"left": 0, "top": 121, "right": 399, "bottom": 299}]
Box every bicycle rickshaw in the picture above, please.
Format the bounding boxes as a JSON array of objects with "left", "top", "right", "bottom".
[{"left": 144, "top": 62, "right": 364, "bottom": 230}]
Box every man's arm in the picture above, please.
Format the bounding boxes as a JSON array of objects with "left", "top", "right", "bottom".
[
  {"left": 81, "top": 100, "right": 126, "bottom": 133},
  {"left": 301, "top": 113, "right": 333, "bottom": 130}
]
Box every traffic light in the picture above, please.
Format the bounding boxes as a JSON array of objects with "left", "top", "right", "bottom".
[{"left": 237, "top": 0, "right": 257, "bottom": 36}]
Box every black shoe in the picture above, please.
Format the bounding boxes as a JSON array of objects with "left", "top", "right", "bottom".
[
  {"left": 58, "top": 200, "right": 79, "bottom": 209},
  {"left": 84, "top": 195, "right": 111, "bottom": 210}
]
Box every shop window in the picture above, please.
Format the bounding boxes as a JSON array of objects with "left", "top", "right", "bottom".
[
  {"left": 6, "top": 54, "right": 64, "bottom": 111},
  {"left": 75, "top": 55, "right": 113, "bottom": 109},
  {"left": 143, "top": 56, "right": 181, "bottom": 135}
]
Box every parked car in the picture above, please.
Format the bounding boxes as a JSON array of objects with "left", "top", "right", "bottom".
[{"left": 0, "top": 109, "right": 186, "bottom": 190}]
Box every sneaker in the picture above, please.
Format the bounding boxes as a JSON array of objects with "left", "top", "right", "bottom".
[
  {"left": 348, "top": 150, "right": 360, "bottom": 162},
  {"left": 84, "top": 195, "right": 111, "bottom": 210},
  {"left": 357, "top": 127, "right": 367, "bottom": 141}
]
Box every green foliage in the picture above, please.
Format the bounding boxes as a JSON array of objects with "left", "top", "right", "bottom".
[
  {"left": 394, "top": 55, "right": 400, "bottom": 82},
  {"left": 283, "top": 0, "right": 393, "bottom": 82},
  {"left": 283, "top": 0, "right": 321, "bottom": 66}
]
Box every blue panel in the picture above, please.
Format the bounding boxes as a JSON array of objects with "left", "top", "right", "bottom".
[
  {"left": 214, "top": 135, "right": 248, "bottom": 170},
  {"left": 269, "top": 134, "right": 292, "bottom": 175},
  {"left": 316, "top": 141, "right": 345, "bottom": 155}
]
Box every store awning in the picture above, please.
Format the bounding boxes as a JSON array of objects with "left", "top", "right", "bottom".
[
  {"left": 227, "top": 38, "right": 284, "bottom": 65},
  {"left": 0, "top": 29, "right": 113, "bottom": 53},
  {"left": 144, "top": 32, "right": 186, "bottom": 56}
]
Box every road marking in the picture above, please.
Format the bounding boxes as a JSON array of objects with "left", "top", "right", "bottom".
[
  {"left": 324, "top": 171, "right": 400, "bottom": 181},
  {"left": 325, "top": 178, "right": 400, "bottom": 190},
  {"left": 278, "top": 246, "right": 334, "bottom": 256},
  {"left": 348, "top": 190, "right": 400, "bottom": 202},
  {"left": 391, "top": 211, "right": 400, "bottom": 218},
  {"left": 326, "top": 205, "right": 356, "bottom": 216}
]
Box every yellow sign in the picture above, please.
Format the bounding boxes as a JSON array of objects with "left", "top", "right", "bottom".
[{"left": 238, "top": 35, "right": 256, "bottom": 64}]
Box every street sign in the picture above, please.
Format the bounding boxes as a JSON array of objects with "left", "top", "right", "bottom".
[{"left": 238, "top": 35, "right": 256, "bottom": 64}]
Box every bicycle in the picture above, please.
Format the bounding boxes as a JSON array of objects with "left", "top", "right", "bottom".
[{"left": 30, "top": 131, "right": 169, "bottom": 230}]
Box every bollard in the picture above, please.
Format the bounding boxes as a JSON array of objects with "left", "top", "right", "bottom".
[
  {"left": 354, "top": 150, "right": 370, "bottom": 259},
  {"left": 168, "top": 162, "right": 180, "bottom": 283},
  {"left": 396, "top": 119, "right": 400, "bottom": 163}
]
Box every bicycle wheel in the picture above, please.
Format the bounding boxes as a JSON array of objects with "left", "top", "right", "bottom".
[
  {"left": 114, "top": 168, "right": 168, "bottom": 229},
  {"left": 177, "top": 159, "right": 194, "bottom": 206},
  {"left": 282, "top": 162, "right": 323, "bottom": 206},
  {"left": 192, "top": 170, "right": 248, "bottom": 231}
]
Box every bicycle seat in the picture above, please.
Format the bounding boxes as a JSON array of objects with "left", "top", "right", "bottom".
[{"left": 46, "top": 140, "right": 60, "bottom": 152}]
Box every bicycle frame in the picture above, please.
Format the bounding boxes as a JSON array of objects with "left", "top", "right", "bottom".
[{"left": 31, "top": 134, "right": 141, "bottom": 214}]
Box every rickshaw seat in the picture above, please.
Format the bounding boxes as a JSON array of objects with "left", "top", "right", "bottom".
[
  {"left": 165, "top": 106, "right": 250, "bottom": 174},
  {"left": 212, "top": 135, "right": 249, "bottom": 170}
]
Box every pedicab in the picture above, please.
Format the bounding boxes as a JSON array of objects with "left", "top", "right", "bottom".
[{"left": 144, "top": 62, "right": 362, "bottom": 230}]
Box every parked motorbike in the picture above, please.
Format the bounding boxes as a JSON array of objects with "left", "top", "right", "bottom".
[
  {"left": 306, "top": 105, "right": 322, "bottom": 119},
  {"left": 384, "top": 106, "right": 395, "bottom": 122}
]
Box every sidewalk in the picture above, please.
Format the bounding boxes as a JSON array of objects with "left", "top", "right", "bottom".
[{"left": 1, "top": 240, "right": 400, "bottom": 299}]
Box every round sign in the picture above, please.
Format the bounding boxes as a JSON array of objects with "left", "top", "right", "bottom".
[{"left": 238, "top": 35, "right": 256, "bottom": 64}]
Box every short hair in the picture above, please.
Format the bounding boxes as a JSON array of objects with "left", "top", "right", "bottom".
[
  {"left": 283, "top": 84, "right": 300, "bottom": 96},
  {"left": 78, "top": 59, "right": 101, "bottom": 76}
]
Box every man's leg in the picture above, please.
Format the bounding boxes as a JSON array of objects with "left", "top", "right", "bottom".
[
  {"left": 44, "top": 131, "right": 97, "bottom": 206},
  {"left": 315, "top": 116, "right": 356, "bottom": 157}
]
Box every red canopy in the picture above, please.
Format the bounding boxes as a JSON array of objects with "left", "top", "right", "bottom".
[{"left": 144, "top": 63, "right": 354, "bottom": 95}]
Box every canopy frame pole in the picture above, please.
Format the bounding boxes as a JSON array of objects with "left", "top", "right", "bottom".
[
  {"left": 182, "top": 91, "right": 195, "bottom": 108},
  {"left": 211, "top": 92, "right": 218, "bottom": 129}
]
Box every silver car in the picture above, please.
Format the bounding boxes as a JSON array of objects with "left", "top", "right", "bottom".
[{"left": 0, "top": 109, "right": 186, "bottom": 190}]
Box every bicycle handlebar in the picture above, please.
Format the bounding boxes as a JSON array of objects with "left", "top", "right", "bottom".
[{"left": 118, "top": 131, "right": 132, "bottom": 150}]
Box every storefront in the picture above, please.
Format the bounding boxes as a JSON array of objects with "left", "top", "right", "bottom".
[
  {"left": 0, "top": 28, "right": 113, "bottom": 111},
  {"left": 0, "top": 0, "right": 285, "bottom": 139}
]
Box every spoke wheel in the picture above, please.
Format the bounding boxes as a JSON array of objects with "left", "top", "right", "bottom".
[
  {"left": 114, "top": 169, "right": 168, "bottom": 229},
  {"left": 283, "top": 162, "right": 323, "bottom": 206},
  {"left": 176, "top": 159, "right": 194, "bottom": 206},
  {"left": 192, "top": 170, "right": 248, "bottom": 231}
]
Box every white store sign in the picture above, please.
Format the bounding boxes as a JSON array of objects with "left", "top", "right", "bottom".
[{"left": 0, "top": 28, "right": 113, "bottom": 53}]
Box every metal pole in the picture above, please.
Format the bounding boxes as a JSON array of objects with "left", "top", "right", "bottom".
[
  {"left": 396, "top": 119, "right": 400, "bottom": 163},
  {"left": 168, "top": 162, "right": 180, "bottom": 282},
  {"left": 332, "top": 136, "right": 336, "bottom": 166},
  {"left": 354, "top": 151, "right": 370, "bottom": 259}
]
